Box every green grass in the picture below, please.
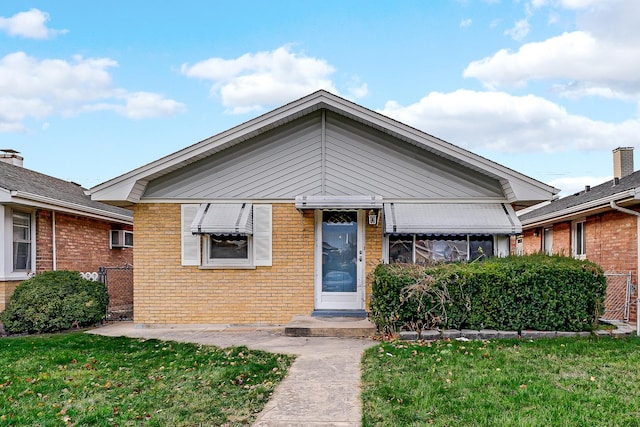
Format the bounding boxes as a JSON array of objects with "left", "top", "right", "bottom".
[
  {"left": 362, "top": 336, "right": 640, "bottom": 426},
  {"left": 0, "top": 332, "right": 293, "bottom": 426}
]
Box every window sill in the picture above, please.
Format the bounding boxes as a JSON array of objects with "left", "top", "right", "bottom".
[
  {"left": 198, "top": 265, "right": 257, "bottom": 270},
  {"left": 0, "top": 272, "right": 31, "bottom": 281}
]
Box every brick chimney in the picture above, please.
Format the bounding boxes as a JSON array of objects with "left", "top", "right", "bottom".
[
  {"left": 0, "top": 149, "right": 23, "bottom": 167},
  {"left": 613, "top": 147, "right": 634, "bottom": 179}
]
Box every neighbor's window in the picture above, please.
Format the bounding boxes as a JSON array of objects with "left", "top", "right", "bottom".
[
  {"left": 13, "top": 211, "right": 32, "bottom": 271},
  {"left": 542, "top": 227, "right": 553, "bottom": 255},
  {"left": 573, "top": 220, "right": 586, "bottom": 259},
  {"left": 204, "top": 234, "right": 252, "bottom": 267},
  {"left": 388, "top": 234, "right": 495, "bottom": 264}
]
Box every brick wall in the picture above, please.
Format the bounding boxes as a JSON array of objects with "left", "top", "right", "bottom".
[
  {"left": 521, "top": 228, "right": 542, "bottom": 254},
  {"left": 521, "top": 222, "right": 571, "bottom": 256},
  {"left": 36, "top": 210, "right": 133, "bottom": 272},
  {"left": 133, "top": 203, "right": 384, "bottom": 324},
  {"left": 365, "top": 213, "right": 384, "bottom": 311},
  {"left": 586, "top": 210, "right": 638, "bottom": 322},
  {"left": 0, "top": 281, "right": 19, "bottom": 312},
  {"left": 552, "top": 221, "right": 571, "bottom": 256}
]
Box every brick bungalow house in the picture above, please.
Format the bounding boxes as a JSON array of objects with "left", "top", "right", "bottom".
[
  {"left": 90, "top": 90, "right": 557, "bottom": 325},
  {"left": 518, "top": 147, "right": 639, "bottom": 323},
  {"left": 0, "top": 150, "right": 134, "bottom": 313}
]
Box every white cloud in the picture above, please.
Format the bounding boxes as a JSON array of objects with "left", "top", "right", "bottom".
[
  {"left": 347, "top": 82, "right": 369, "bottom": 100},
  {"left": 181, "top": 46, "right": 366, "bottom": 113},
  {"left": 120, "top": 92, "right": 187, "bottom": 119},
  {"left": 378, "top": 89, "right": 640, "bottom": 153},
  {"left": 465, "top": 0, "right": 640, "bottom": 100},
  {"left": 504, "top": 18, "right": 530, "bottom": 40},
  {"left": 0, "top": 52, "right": 185, "bottom": 132},
  {"left": 460, "top": 18, "right": 472, "bottom": 28},
  {"left": 548, "top": 175, "right": 611, "bottom": 197},
  {"left": 0, "top": 8, "right": 67, "bottom": 39}
]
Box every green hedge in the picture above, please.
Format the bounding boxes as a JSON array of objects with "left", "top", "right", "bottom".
[
  {"left": 1, "top": 271, "right": 109, "bottom": 334},
  {"left": 370, "top": 254, "right": 606, "bottom": 333}
]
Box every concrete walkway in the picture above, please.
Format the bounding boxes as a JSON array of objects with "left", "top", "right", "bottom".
[{"left": 87, "top": 322, "right": 377, "bottom": 426}]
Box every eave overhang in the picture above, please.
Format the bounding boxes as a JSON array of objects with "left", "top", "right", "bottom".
[
  {"left": 520, "top": 188, "right": 639, "bottom": 228},
  {"left": 5, "top": 190, "right": 133, "bottom": 224}
]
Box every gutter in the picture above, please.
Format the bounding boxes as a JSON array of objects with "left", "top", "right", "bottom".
[
  {"left": 609, "top": 200, "right": 640, "bottom": 337},
  {"left": 10, "top": 190, "right": 133, "bottom": 224}
]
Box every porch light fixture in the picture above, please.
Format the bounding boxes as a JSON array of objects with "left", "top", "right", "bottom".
[{"left": 368, "top": 209, "right": 378, "bottom": 225}]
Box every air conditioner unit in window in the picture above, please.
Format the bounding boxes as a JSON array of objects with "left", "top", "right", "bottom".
[{"left": 110, "top": 230, "right": 133, "bottom": 249}]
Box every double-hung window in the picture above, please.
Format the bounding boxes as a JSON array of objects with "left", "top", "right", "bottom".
[
  {"left": 12, "top": 211, "right": 32, "bottom": 271},
  {"left": 573, "top": 220, "right": 586, "bottom": 259}
]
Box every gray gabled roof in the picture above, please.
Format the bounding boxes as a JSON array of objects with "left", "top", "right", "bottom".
[
  {"left": 0, "top": 161, "right": 133, "bottom": 223},
  {"left": 91, "top": 90, "right": 558, "bottom": 206},
  {"left": 519, "top": 170, "right": 640, "bottom": 225}
]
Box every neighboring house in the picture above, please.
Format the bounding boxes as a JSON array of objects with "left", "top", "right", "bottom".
[
  {"left": 90, "top": 90, "right": 557, "bottom": 325},
  {"left": 0, "top": 150, "right": 134, "bottom": 313},
  {"left": 518, "top": 147, "right": 639, "bottom": 322}
]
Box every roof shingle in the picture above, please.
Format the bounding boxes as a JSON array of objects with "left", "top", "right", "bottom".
[
  {"left": 0, "top": 161, "right": 133, "bottom": 219},
  {"left": 519, "top": 170, "right": 640, "bottom": 222}
]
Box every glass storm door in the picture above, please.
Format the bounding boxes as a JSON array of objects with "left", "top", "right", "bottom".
[{"left": 315, "top": 210, "right": 364, "bottom": 310}]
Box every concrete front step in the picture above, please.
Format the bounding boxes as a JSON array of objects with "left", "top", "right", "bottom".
[{"left": 284, "top": 314, "right": 377, "bottom": 338}]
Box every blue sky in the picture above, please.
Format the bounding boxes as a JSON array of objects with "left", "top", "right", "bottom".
[{"left": 1, "top": 0, "right": 639, "bottom": 196}]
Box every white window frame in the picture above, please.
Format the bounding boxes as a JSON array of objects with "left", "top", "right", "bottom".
[
  {"left": 572, "top": 219, "right": 586, "bottom": 260},
  {"left": 12, "top": 210, "right": 32, "bottom": 271},
  {"left": 2, "top": 207, "right": 36, "bottom": 279},
  {"left": 202, "top": 234, "right": 254, "bottom": 268},
  {"left": 542, "top": 227, "right": 553, "bottom": 255}
]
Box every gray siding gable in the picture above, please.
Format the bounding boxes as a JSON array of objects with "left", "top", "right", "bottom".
[{"left": 143, "top": 110, "right": 504, "bottom": 200}]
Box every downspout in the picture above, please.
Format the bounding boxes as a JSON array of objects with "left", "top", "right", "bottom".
[
  {"left": 609, "top": 200, "right": 640, "bottom": 336},
  {"left": 52, "top": 211, "right": 57, "bottom": 271}
]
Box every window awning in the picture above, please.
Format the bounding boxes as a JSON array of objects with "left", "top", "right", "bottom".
[
  {"left": 384, "top": 203, "right": 522, "bottom": 235},
  {"left": 295, "top": 195, "right": 383, "bottom": 210},
  {"left": 190, "top": 203, "right": 253, "bottom": 235}
]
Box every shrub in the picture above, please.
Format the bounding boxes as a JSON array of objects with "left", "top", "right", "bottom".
[
  {"left": 370, "top": 255, "right": 606, "bottom": 334},
  {"left": 370, "top": 263, "right": 425, "bottom": 334},
  {"left": 1, "top": 271, "right": 109, "bottom": 334}
]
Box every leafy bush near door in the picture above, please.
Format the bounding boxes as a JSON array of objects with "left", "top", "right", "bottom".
[
  {"left": 370, "top": 254, "right": 606, "bottom": 334},
  {"left": 1, "top": 270, "right": 109, "bottom": 334}
]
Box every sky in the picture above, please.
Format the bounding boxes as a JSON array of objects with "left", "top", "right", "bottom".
[{"left": 1, "top": 0, "right": 639, "bottom": 197}]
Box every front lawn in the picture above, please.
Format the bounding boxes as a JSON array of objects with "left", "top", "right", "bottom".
[
  {"left": 362, "top": 336, "right": 640, "bottom": 426},
  {"left": 0, "top": 332, "right": 293, "bottom": 426}
]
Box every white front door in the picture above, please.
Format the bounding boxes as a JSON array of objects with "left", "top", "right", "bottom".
[{"left": 314, "top": 210, "right": 365, "bottom": 310}]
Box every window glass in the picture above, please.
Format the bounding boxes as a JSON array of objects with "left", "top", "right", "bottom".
[
  {"left": 13, "top": 211, "right": 31, "bottom": 271},
  {"left": 387, "top": 234, "right": 502, "bottom": 264},
  {"left": 322, "top": 211, "right": 357, "bottom": 292},
  {"left": 389, "top": 235, "right": 413, "bottom": 263},
  {"left": 575, "top": 221, "right": 586, "bottom": 256},
  {"left": 209, "top": 235, "right": 248, "bottom": 259},
  {"left": 470, "top": 236, "right": 493, "bottom": 260},
  {"left": 124, "top": 231, "right": 134, "bottom": 247},
  {"left": 415, "top": 235, "right": 467, "bottom": 264}
]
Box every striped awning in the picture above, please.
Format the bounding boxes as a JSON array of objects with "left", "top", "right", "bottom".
[
  {"left": 190, "top": 203, "right": 253, "bottom": 235},
  {"left": 295, "top": 195, "right": 383, "bottom": 209},
  {"left": 384, "top": 203, "right": 521, "bottom": 235}
]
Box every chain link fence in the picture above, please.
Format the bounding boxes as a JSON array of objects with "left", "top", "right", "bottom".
[
  {"left": 98, "top": 264, "right": 133, "bottom": 320},
  {"left": 602, "top": 272, "right": 633, "bottom": 322}
]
